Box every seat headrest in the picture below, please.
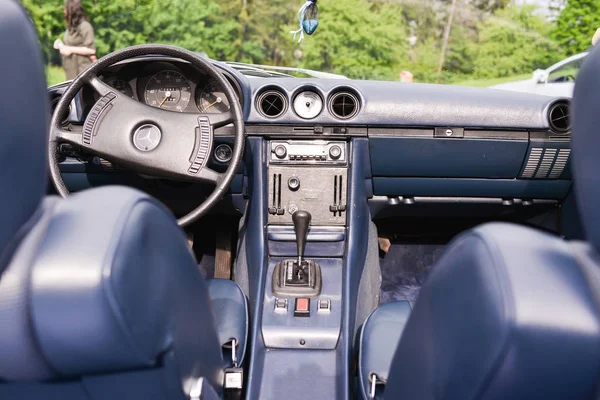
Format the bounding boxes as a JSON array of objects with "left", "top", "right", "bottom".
[
  {"left": 573, "top": 46, "right": 600, "bottom": 251},
  {"left": 0, "top": 1, "right": 48, "bottom": 269}
]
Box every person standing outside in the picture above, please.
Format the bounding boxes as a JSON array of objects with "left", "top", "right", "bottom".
[{"left": 53, "top": 0, "right": 96, "bottom": 80}]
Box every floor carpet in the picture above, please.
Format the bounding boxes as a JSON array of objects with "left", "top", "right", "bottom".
[{"left": 380, "top": 242, "right": 446, "bottom": 305}]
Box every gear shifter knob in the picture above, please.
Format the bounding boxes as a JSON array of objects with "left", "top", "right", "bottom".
[{"left": 292, "top": 210, "right": 311, "bottom": 265}]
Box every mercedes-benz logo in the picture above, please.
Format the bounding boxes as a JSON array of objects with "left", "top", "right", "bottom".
[{"left": 133, "top": 124, "right": 162, "bottom": 152}]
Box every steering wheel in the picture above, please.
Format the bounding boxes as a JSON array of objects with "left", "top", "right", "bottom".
[{"left": 49, "top": 45, "right": 245, "bottom": 226}]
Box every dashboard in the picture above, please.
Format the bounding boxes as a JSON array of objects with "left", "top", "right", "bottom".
[{"left": 48, "top": 55, "right": 573, "bottom": 220}]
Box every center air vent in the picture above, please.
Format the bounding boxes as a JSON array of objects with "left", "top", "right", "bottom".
[
  {"left": 548, "top": 102, "right": 571, "bottom": 133},
  {"left": 257, "top": 90, "right": 287, "bottom": 118},
  {"left": 329, "top": 91, "right": 359, "bottom": 119}
]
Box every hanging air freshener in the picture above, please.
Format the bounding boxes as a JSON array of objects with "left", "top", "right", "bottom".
[{"left": 290, "top": 0, "right": 319, "bottom": 43}]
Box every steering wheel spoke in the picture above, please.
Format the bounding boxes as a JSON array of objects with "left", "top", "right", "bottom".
[
  {"left": 196, "top": 166, "right": 224, "bottom": 185},
  {"left": 52, "top": 124, "right": 84, "bottom": 146},
  {"left": 87, "top": 75, "right": 115, "bottom": 97},
  {"left": 202, "top": 110, "right": 234, "bottom": 128}
]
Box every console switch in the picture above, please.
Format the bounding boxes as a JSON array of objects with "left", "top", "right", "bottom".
[
  {"left": 294, "top": 298, "right": 310, "bottom": 317},
  {"left": 318, "top": 299, "right": 331, "bottom": 313},
  {"left": 275, "top": 298, "right": 288, "bottom": 312}
]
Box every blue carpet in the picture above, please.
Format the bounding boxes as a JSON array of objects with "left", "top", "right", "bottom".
[{"left": 380, "top": 243, "right": 445, "bottom": 305}]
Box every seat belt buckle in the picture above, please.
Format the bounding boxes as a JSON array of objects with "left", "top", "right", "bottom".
[
  {"left": 224, "top": 367, "right": 243, "bottom": 390},
  {"left": 223, "top": 338, "right": 243, "bottom": 391}
]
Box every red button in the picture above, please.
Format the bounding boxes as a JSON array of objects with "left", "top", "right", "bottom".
[
  {"left": 296, "top": 298, "right": 309, "bottom": 311},
  {"left": 294, "top": 298, "right": 310, "bottom": 317}
]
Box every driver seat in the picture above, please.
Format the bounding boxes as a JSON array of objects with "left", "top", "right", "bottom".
[{"left": 0, "top": 2, "right": 247, "bottom": 399}]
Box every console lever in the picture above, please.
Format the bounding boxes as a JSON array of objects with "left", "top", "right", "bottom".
[{"left": 292, "top": 210, "right": 311, "bottom": 266}]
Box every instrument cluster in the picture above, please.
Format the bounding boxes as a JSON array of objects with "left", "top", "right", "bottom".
[{"left": 100, "top": 60, "right": 236, "bottom": 114}]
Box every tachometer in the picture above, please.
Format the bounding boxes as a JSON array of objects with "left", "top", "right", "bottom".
[
  {"left": 144, "top": 70, "right": 191, "bottom": 112},
  {"left": 196, "top": 82, "right": 231, "bottom": 113}
]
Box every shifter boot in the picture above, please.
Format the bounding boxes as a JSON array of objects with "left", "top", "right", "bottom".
[{"left": 273, "top": 259, "right": 322, "bottom": 297}]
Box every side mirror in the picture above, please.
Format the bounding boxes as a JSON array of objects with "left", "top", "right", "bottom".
[{"left": 532, "top": 69, "right": 548, "bottom": 84}]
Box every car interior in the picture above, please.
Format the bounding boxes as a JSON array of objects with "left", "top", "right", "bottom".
[{"left": 2, "top": 1, "right": 600, "bottom": 399}]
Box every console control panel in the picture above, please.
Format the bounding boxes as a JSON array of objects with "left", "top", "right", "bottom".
[
  {"left": 268, "top": 166, "right": 347, "bottom": 225},
  {"left": 269, "top": 140, "right": 347, "bottom": 165}
]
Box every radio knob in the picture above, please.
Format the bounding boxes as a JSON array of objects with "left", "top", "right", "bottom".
[
  {"left": 274, "top": 145, "right": 287, "bottom": 159},
  {"left": 288, "top": 176, "right": 300, "bottom": 191},
  {"left": 329, "top": 145, "right": 342, "bottom": 160}
]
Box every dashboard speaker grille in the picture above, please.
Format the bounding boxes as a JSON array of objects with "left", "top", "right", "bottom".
[
  {"left": 328, "top": 91, "right": 359, "bottom": 119},
  {"left": 548, "top": 102, "right": 571, "bottom": 133},
  {"left": 257, "top": 90, "right": 287, "bottom": 118},
  {"left": 520, "top": 147, "right": 570, "bottom": 179}
]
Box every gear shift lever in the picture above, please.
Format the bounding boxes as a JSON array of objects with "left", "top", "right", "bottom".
[
  {"left": 292, "top": 210, "right": 311, "bottom": 266},
  {"left": 272, "top": 209, "right": 321, "bottom": 297}
]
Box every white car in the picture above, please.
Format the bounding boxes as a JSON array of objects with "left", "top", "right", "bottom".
[{"left": 491, "top": 52, "right": 588, "bottom": 97}]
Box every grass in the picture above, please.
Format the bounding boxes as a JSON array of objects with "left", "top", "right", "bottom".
[
  {"left": 44, "top": 63, "right": 531, "bottom": 88},
  {"left": 46, "top": 65, "right": 66, "bottom": 86},
  {"left": 452, "top": 73, "right": 531, "bottom": 87}
]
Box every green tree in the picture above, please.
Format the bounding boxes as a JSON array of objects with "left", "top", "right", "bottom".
[
  {"left": 21, "top": 0, "right": 64, "bottom": 64},
  {"left": 299, "top": 0, "right": 408, "bottom": 80},
  {"left": 553, "top": 0, "right": 600, "bottom": 54},
  {"left": 471, "top": 5, "right": 562, "bottom": 78}
]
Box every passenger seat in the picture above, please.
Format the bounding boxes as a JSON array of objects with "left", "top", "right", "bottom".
[{"left": 358, "top": 44, "right": 600, "bottom": 400}]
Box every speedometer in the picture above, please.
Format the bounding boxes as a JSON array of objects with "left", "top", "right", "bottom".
[{"left": 144, "top": 70, "right": 191, "bottom": 112}]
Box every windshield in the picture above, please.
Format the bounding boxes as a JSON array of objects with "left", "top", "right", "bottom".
[
  {"left": 548, "top": 57, "right": 584, "bottom": 83},
  {"left": 22, "top": 0, "right": 597, "bottom": 88}
]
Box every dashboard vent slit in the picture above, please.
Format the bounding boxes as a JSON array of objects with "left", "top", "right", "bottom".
[
  {"left": 521, "top": 148, "right": 543, "bottom": 178},
  {"left": 548, "top": 149, "right": 571, "bottom": 179},
  {"left": 535, "top": 148, "right": 557, "bottom": 179},
  {"left": 328, "top": 91, "right": 359, "bottom": 120}
]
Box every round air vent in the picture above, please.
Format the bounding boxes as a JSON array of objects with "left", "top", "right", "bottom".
[
  {"left": 257, "top": 90, "right": 287, "bottom": 118},
  {"left": 548, "top": 102, "right": 571, "bottom": 133},
  {"left": 328, "top": 91, "right": 360, "bottom": 119}
]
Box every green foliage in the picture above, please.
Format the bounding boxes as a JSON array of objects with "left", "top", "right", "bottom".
[
  {"left": 470, "top": 6, "right": 563, "bottom": 78},
  {"left": 21, "top": 0, "right": 64, "bottom": 64},
  {"left": 300, "top": 0, "right": 407, "bottom": 80},
  {"left": 553, "top": 0, "right": 600, "bottom": 54},
  {"left": 19, "top": 0, "right": 587, "bottom": 84},
  {"left": 46, "top": 65, "right": 66, "bottom": 86}
]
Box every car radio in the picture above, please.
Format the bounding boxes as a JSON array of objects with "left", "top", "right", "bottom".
[{"left": 269, "top": 140, "right": 347, "bottom": 165}]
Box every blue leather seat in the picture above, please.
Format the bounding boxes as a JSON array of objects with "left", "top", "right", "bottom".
[
  {"left": 359, "top": 46, "right": 600, "bottom": 400},
  {"left": 0, "top": 2, "right": 247, "bottom": 398}
]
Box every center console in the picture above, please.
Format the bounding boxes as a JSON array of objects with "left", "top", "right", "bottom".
[
  {"left": 261, "top": 139, "right": 348, "bottom": 350},
  {"left": 244, "top": 136, "right": 374, "bottom": 400}
]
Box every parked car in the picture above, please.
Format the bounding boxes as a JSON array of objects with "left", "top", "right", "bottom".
[{"left": 491, "top": 51, "right": 588, "bottom": 97}]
